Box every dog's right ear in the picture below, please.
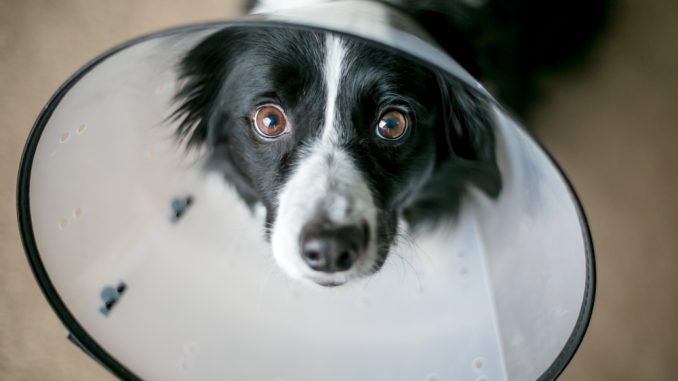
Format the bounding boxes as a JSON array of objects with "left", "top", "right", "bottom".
[
  {"left": 171, "top": 28, "right": 241, "bottom": 147},
  {"left": 172, "top": 29, "right": 262, "bottom": 207}
]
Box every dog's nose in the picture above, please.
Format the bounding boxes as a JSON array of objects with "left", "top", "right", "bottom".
[{"left": 300, "top": 222, "right": 366, "bottom": 273}]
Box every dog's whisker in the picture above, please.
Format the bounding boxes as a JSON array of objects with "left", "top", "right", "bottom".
[{"left": 392, "top": 250, "right": 422, "bottom": 288}]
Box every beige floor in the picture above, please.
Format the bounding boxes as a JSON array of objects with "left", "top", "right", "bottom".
[{"left": 1, "top": 0, "right": 677, "bottom": 380}]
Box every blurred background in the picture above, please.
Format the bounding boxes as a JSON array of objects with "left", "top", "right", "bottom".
[{"left": 1, "top": 0, "right": 676, "bottom": 380}]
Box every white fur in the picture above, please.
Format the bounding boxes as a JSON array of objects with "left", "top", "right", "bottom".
[
  {"left": 270, "top": 35, "right": 378, "bottom": 285},
  {"left": 321, "top": 34, "right": 345, "bottom": 144},
  {"left": 250, "top": 0, "right": 332, "bottom": 13}
]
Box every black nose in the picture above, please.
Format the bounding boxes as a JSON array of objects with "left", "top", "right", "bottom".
[{"left": 300, "top": 221, "right": 366, "bottom": 273}]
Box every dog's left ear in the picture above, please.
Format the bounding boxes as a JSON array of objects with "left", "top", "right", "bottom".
[
  {"left": 435, "top": 73, "right": 502, "bottom": 198},
  {"left": 402, "top": 74, "right": 502, "bottom": 228}
]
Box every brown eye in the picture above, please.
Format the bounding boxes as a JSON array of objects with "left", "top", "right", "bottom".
[
  {"left": 253, "top": 104, "right": 288, "bottom": 139},
  {"left": 376, "top": 109, "right": 408, "bottom": 141}
]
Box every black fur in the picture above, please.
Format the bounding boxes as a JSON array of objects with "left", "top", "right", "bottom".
[
  {"left": 246, "top": 0, "right": 610, "bottom": 116},
  {"left": 174, "top": 29, "right": 327, "bottom": 220},
  {"left": 172, "top": 0, "right": 606, "bottom": 280},
  {"left": 173, "top": 25, "right": 499, "bottom": 257}
]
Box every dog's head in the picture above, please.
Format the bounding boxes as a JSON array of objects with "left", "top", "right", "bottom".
[{"left": 173, "top": 27, "right": 500, "bottom": 286}]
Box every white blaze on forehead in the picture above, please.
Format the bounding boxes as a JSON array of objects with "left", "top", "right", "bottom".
[
  {"left": 270, "top": 34, "right": 377, "bottom": 283},
  {"left": 322, "top": 34, "right": 346, "bottom": 144}
]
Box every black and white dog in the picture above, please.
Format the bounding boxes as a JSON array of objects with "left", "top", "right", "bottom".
[{"left": 172, "top": 0, "right": 607, "bottom": 286}]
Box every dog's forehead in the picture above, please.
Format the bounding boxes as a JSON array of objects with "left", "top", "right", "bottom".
[
  {"left": 231, "top": 29, "right": 326, "bottom": 81},
  {"left": 233, "top": 30, "right": 429, "bottom": 102},
  {"left": 340, "top": 41, "right": 436, "bottom": 99},
  {"left": 252, "top": 32, "right": 422, "bottom": 86}
]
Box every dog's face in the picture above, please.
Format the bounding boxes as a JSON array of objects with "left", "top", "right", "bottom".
[{"left": 174, "top": 27, "right": 499, "bottom": 286}]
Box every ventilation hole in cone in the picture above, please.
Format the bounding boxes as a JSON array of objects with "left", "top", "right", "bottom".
[{"left": 472, "top": 357, "right": 485, "bottom": 370}]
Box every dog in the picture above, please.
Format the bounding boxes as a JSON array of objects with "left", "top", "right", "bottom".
[{"left": 172, "top": 0, "right": 607, "bottom": 287}]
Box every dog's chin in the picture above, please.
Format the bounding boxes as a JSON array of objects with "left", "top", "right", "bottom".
[
  {"left": 315, "top": 281, "right": 344, "bottom": 287},
  {"left": 301, "top": 271, "right": 361, "bottom": 288},
  {"left": 274, "top": 260, "right": 363, "bottom": 288},
  {"left": 309, "top": 277, "right": 348, "bottom": 288}
]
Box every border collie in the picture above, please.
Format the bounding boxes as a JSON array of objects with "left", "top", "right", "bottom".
[{"left": 172, "top": 0, "right": 607, "bottom": 286}]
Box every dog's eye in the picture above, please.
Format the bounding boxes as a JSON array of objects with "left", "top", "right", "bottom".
[
  {"left": 253, "top": 104, "right": 288, "bottom": 139},
  {"left": 376, "top": 109, "right": 408, "bottom": 141}
]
